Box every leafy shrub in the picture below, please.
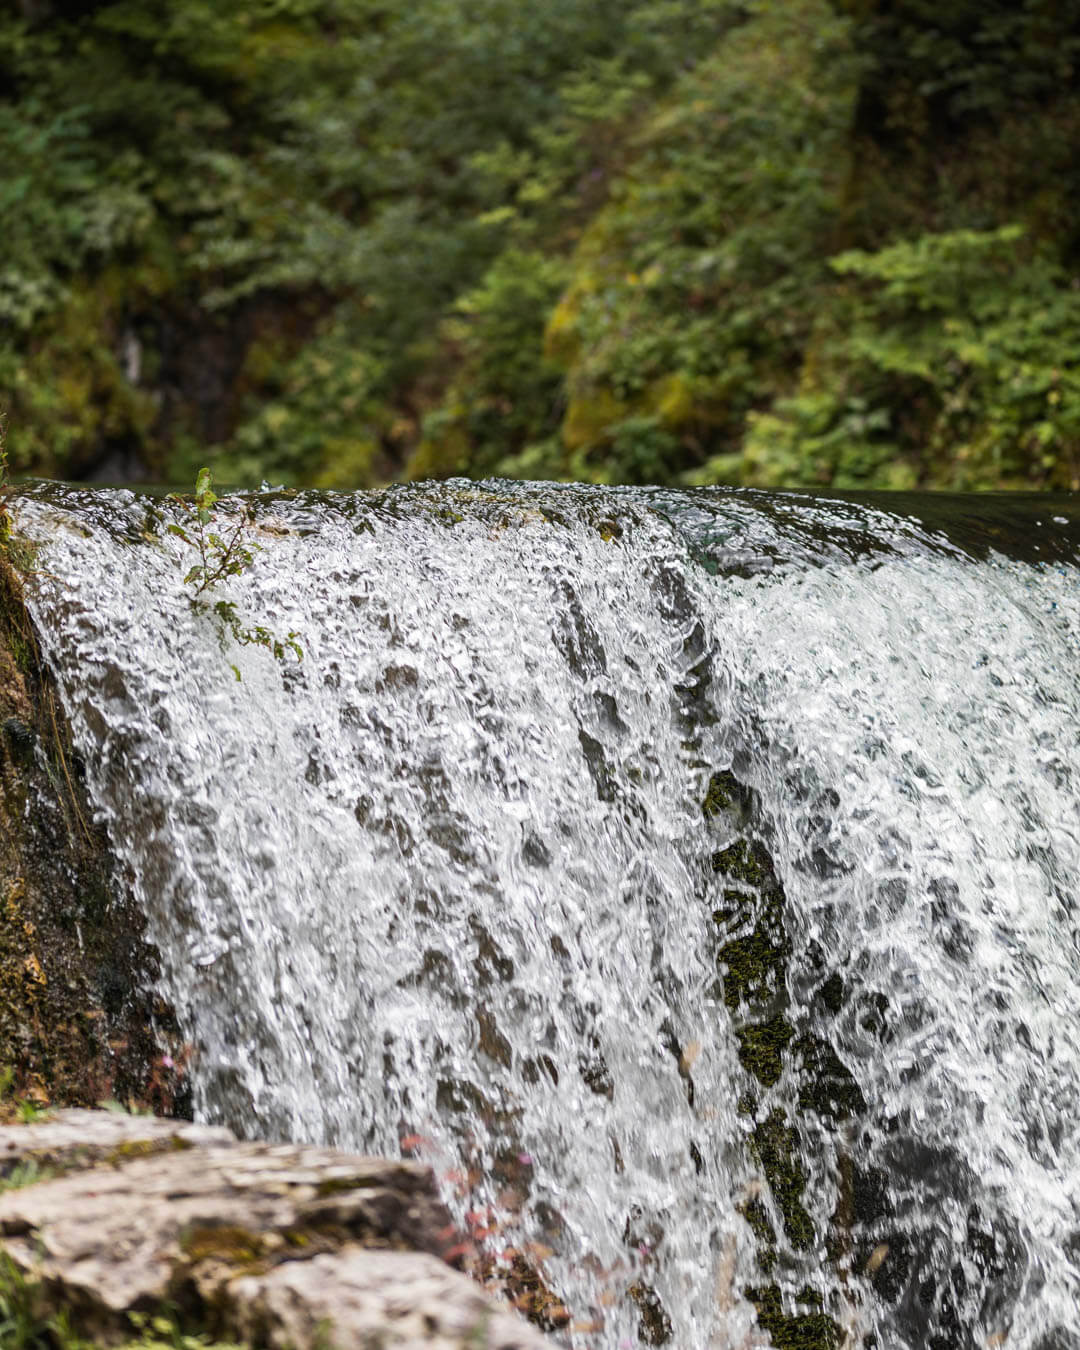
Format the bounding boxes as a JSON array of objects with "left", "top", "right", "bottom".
[
  {"left": 696, "top": 227, "right": 1080, "bottom": 489},
  {"left": 537, "top": 0, "right": 860, "bottom": 484},
  {"left": 168, "top": 469, "right": 302, "bottom": 672}
]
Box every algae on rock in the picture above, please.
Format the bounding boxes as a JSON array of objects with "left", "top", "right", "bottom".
[
  {"left": 703, "top": 765, "right": 1025, "bottom": 1350},
  {"left": 703, "top": 769, "right": 852, "bottom": 1348}
]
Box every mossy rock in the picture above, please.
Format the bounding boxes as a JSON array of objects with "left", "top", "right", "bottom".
[
  {"left": 793, "top": 1033, "right": 866, "bottom": 1123},
  {"left": 628, "top": 1282, "right": 673, "bottom": 1346},
  {"left": 745, "top": 1283, "right": 842, "bottom": 1350},
  {"left": 700, "top": 768, "right": 866, "bottom": 1344},
  {"left": 749, "top": 1109, "right": 815, "bottom": 1253},
  {"left": 711, "top": 842, "right": 790, "bottom": 1017},
  {"left": 736, "top": 1015, "right": 796, "bottom": 1088},
  {"left": 0, "top": 515, "right": 181, "bottom": 1116},
  {"left": 702, "top": 770, "right": 741, "bottom": 819}
]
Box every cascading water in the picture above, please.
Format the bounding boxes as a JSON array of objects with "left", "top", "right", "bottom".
[{"left": 13, "top": 481, "right": 1080, "bottom": 1350}]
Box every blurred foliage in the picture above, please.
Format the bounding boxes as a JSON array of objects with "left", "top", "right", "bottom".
[
  {"left": 1, "top": 0, "right": 1079, "bottom": 488},
  {"left": 720, "top": 227, "right": 1080, "bottom": 490}
]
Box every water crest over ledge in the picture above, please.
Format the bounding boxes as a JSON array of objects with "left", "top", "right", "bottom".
[{"left": 12, "top": 481, "right": 1080, "bottom": 1350}]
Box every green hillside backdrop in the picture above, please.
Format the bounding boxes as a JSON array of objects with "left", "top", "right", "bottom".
[{"left": 3, "top": 0, "right": 1080, "bottom": 490}]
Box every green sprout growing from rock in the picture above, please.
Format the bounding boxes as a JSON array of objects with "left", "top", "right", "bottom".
[
  {"left": 168, "top": 469, "right": 302, "bottom": 675},
  {"left": 167, "top": 468, "right": 257, "bottom": 599}
]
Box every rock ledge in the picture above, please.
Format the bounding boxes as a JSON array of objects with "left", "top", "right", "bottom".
[{"left": 0, "top": 1110, "right": 549, "bottom": 1349}]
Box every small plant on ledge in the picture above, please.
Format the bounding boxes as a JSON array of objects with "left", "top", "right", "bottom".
[
  {"left": 167, "top": 468, "right": 302, "bottom": 675},
  {"left": 167, "top": 467, "right": 258, "bottom": 599}
]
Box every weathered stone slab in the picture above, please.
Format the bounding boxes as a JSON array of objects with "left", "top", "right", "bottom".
[
  {"left": 0, "top": 1114, "right": 550, "bottom": 1348},
  {"left": 227, "top": 1249, "right": 548, "bottom": 1350},
  {"left": 0, "top": 1107, "right": 234, "bottom": 1177}
]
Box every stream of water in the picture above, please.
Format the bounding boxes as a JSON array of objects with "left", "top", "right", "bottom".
[{"left": 15, "top": 482, "right": 1080, "bottom": 1349}]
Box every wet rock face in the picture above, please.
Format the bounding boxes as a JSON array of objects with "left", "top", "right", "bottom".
[
  {"left": 0, "top": 1111, "right": 549, "bottom": 1350},
  {"left": 704, "top": 769, "right": 1033, "bottom": 1350},
  {"left": 0, "top": 554, "right": 183, "bottom": 1114}
]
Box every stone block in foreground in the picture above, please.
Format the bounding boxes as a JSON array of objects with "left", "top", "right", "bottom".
[{"left": 0, "top": 1110, "right": 549, "bottom": 1349}]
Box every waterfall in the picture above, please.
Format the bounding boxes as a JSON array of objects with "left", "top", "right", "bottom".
[{"left": 14, "top": 481, "right": 1080, "bottom": 1349}]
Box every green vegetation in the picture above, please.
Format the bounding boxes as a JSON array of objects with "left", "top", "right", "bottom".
[
  {"left": 168, "top": 469, "right": 302, "bottom": 670},
  {"left": 168, "top": 468, "right": 261, "bottom": 599},
  {"left": 0, "top": 1255, "right": 244, "bottom": 1350},
  {"left": 0, "top": 1069, "right": 51, "bottom": 1130},
  {"left": 0, "top": 1160, "right": 54, "bottom": 1195},
  {"left": 2, "top": 0, "right": 1079, "bottom": 489}
]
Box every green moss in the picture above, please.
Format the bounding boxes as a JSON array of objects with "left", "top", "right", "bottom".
[
  {"left": 744, "top": 1283, "right": 841, "bottom": 1350},
  {"left": 715, "top": 913, "right": 789, "bottom": 1016},
  {"left": 717, "top": 928, "right": 786, "bottom": 1012},
  {"left": 736, "top": 1015, "right": 795, "bottom": 1088},
  {"left": 702, "top": 770, "right": 740, "bottom": 818},
  {"left": 703, "top": 768, "right": 880, "bottom": 1333},
  {"left": 711, "top": 834, "right": 792, "bottom": 1015},
  {"left": 0, "top": 555, "right": 39, "bottom": 680},
  {"left": 750, "top": 1110, "right": 815, "bottom": 1253},
  {"left": 712, "top": 838, "right": 769, "bottom": 887},
  {"left": 179, "top": 1224, "right": 265, "bottom": 1268},
  {"left": 595, "top": 517, "right": 622, "bottom": 543},
  {"left": 738, "top": 1195, "right": 777, "bottom": 1274},
  {"left": 105, "top": 1135, "right": 195, "bottom": 1166}
]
